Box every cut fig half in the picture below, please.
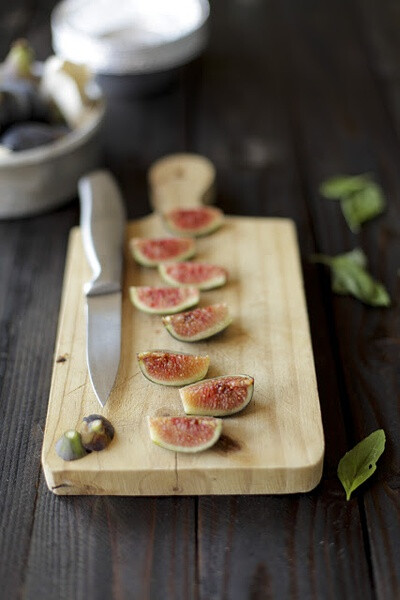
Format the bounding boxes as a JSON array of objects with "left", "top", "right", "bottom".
[
  {"left": 159, "top": 262, "right": 227, "bottom": 290},
  {"left": 138, "top": 350, "right": 210, "bottom": 386},
  {"left": 130, "top": 286, "right": 199, "bottom": 315},
  {"left": 130, "top": 237, "right": 195, "bottom": 267},
  {"left": 162, "top": 303, "right": 232, "bottom": 341},
  {"left": 180, "top": 375, "right": 254, "bottom": 417},
  {"left": 163, "top": 206, "right": 224, "bottom": 237},
  {"left": 148, "top": 416, "right": 222, "bottom": 453}
]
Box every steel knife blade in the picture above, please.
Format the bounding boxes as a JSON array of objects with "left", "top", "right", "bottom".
[{"left": 79, "top": 170, "right": 126, "bottom": 407}]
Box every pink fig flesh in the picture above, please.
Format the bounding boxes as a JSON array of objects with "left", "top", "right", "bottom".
[
  {"left": 130, "top": 286, "right": 199, "bottom": 314},
  {"left": 130, "top": 237, "right": 195, "bottom": 267},
  {"left": 180, "top": 375, "right": 254, "bottom": 417},
  {"left": 159, "top": 262, "right": 227, "bottom": 290},
  {"left": 148, "top": 415, "right": 222, "bottom": 452},
  {"left": 163, "top": 206, "right": 224, "bottom": 237},
  {"left": 162, "top": 303, "right": 231, "bottom": 341},
  {"left": 138, "top": 350, "right": 210, "bottom": 386}
]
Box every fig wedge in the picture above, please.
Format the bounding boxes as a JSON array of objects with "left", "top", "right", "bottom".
[
  {"left": 130, "top": 237, "right": 195, "bottom": 267},
  {"left": 159, "top": 262, "right": 227, "bottom": 290},
  {"left": 162, "top": 303, "right": 232, "bottom": 341},
  {"left": 180, "top": 375, "right": 254, "bottom": 417},
  {"left": 138, "top": 350, "right": 210, "bottom": 386},
  {"left": 163, "top": 206, "right": 224, "bottom": 237},
  {"left": 148, "top": 415, "right": 222, "bottom": 453},
  {"left": 130, "top": 286, "right": 199, "bottom": 315}
]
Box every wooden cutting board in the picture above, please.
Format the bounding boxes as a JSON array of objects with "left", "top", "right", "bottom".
[{"left": 42, "top": 213, "right": 324, "bottom": 495}]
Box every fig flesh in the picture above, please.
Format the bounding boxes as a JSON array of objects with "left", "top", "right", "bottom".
[
  {"left": 180, "top": 375, "right": 254, "bottom": 417},
  {"left": 148, "top": 415, "right": 222, "bottom": 453},
  {"left": 130, "top": 286, "right": 200, "bottom": 315},
  {"left": 162, "top": 303, "right": 232, "bottom": 341},
  {"left": 130, "top": 237, "right": 196, "bottom": 267},
  {"left": 163, "top": 206, "right": 224, "bottom": 237},
  {"left": 138, "top": 350, "right": 209, "bottom": 386},
  {"left": 159, "top": 262, "right": 227, "bottom": 290}
]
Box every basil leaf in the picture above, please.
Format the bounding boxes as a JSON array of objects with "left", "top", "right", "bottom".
[
  {"left": 338, "top": 429, "right": 386, "bottom": 500},
  {"left": 319, "top": 174, "right": 386, "bottom": 232},
  {"left": 319, "top": 174, "right": 371, "bottom": 199},
  {"left": 312, "top": 248, "right": 391, "bottom": 306},
  {"left": 340, "top": 183, "right": 385, "bottom": 233}
]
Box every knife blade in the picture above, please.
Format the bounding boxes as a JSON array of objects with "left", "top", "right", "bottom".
[{"left": 78, "top": 170, "right": 126, "bottom": 407}]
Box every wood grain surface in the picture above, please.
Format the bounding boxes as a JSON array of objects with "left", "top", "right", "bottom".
[
  {"left": 1, "top": 0, "right": 400, "bottom": 598},
  {"left": 42, "top": 215, "right": 324, "bottom": 495}
]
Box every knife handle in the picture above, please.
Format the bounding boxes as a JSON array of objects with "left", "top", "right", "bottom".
[{"left": 79, "top": 170, "right": 126, "bottom": 297}]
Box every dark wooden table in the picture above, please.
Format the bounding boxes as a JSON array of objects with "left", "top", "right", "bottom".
[{"left": 1, "top": 0, "right": 399, "bottom": 598}]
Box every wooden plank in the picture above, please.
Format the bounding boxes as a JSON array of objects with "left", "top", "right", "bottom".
[
  {"left": 355, "top": 0, "right": 400, "bottom": 137},
  {"left": 193, "top": 0, "right": 375, "bottom": 597},
  {"left": 23, "top": 487, "right": 196, "bottom": 600},
  {"left": 42, "top": 214, "right": 324, "bottom": 495},
  {"left": 274, "top": 0, "right": 400, "bottom": 596},
  {"left": 17, "top": 2, "right": 198, "bottom": 598},
  {"left": 0, "top": 207, "right": 78, "bottom": 597},
  {"left": 198, "top": 492, "right": 373, "bottom": 600},
  {"left": 0, "top": 4, "right": 78, "bottom": 597}
]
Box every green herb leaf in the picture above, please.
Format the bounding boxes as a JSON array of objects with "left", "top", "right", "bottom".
[
  {"left": 319, "top": 174, "right": 371, "bottom": 199},
  {"left": 312, "top": 248, "right": 390, "bottom": 306},
  {"left": 340, "top": 183, "right": 385, "bottom": 233},
  {"left": 319, "top": 174, "right": 386, "bottom": 232},
  {"left": 338, "top": 430, "right": 386, "bottom": 500}
]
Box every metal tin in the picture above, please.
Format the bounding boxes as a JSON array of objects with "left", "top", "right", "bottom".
[
  {"left": 51, "top": 0, "right": 209, "bottom": 76},
  {"left": 0, "top": 79, "right": 105, "bottom": 219}
]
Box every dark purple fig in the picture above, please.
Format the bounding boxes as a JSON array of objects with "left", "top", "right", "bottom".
[
  {"left": 81, "top": 414, "right": 115, "bottom": 452},
  {"left": 0, "top": 122, "right": 69, "bottom": 151},
  {"left": 0, "top": 81, "right": 59, "bottom": 133}
]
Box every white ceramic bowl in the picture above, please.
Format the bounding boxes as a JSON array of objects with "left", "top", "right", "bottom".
[
  {"left": 51, "top": 0, "right": 209, "bottom": 96},
  {"left": 0, "top": 86, "right": 105, "bottom": 219}
]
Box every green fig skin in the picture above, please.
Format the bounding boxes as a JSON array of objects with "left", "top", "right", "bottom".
[
  {"left": 3, "top": 39, "right": 35, "bottom": 80},
  {"left": 55, "top": 430, "right": 88, "bottom": 461}
]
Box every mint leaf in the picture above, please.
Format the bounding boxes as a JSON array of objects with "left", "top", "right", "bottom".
[
  {"left": 340, "top": 183, "right": 385, "bottom": 233},
  {"left": 319, "top": 174, "right": 371, "bottom": 199},
  {"left": 338, "top": 430, "right": 386, "bottom": 500},
  {"left": 319, "top": 174, "right": 386, "bottom": 232},
  {"left": 312, "top": 248, "right": 390, "bottom": 306}
]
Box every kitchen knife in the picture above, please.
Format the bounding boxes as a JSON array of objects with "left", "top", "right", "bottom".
[{"left": 79, "top": 170, "right": 126, "bottom": 407}]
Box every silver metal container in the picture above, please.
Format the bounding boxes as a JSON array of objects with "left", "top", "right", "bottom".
[
  {"left": 0, "top": 102, "right": 105, "bottom": 219},
  {"left": 51, "top": 0, "right": 209, "bottom": 96}
]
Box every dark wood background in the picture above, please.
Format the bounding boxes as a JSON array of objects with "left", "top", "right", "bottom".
[{"left": 0, "top": 0, "right": 399, "bottom": 598}]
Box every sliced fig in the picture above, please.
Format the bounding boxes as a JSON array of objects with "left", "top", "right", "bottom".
[
  {"left": 130, "top": 286, "right": 199, "bottom": 315},
  {"left": 180, "top": 375, "right": 254, "bottom": 417},
  {"left": 130, "top": 237, "right": 196, "bottom": 267},
  {"left": 163, "top": 206, "right": 224, "bottom": 237},
  {"left": 162, "top": 303, "right": 232, "bottom": 341},
  {"left": 148, "top": 415, "right": 222, "bottom": 453},
  {"left": 159, "top": 262, "right": 227, "bottom": 290},
  {"left": 138, "top": 350, "right": 210, "bottom": 386}
]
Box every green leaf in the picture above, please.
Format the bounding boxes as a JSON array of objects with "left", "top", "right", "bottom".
[
  {"left": 338, "top": 430, "right": 386, "bottom": 500},
  {"left": 312, "top": 248, "right": 391, "bottom": 306},
  {"left": 340, "top": 183, "right": 386, "bottom": 233},
  {"left": 319, "top": 174, "right": 386, "bottom": 232},
  {"left": 319, "top": 174, "right": 371, "bottom": 199}
]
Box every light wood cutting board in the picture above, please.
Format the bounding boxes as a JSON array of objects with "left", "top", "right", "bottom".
[{"left": 42, "top": 211, "right": 324, "bottom": 495}]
